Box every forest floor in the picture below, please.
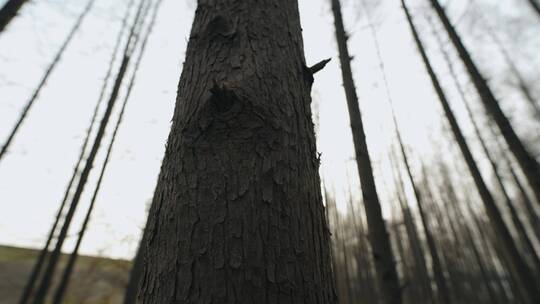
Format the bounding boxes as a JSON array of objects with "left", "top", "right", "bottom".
[{"left": 0, "top": 245, "right": 131, "bottom": 304}]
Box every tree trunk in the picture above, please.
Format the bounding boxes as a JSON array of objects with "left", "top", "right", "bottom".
[
  {"left": 138, "top": 1, "right": 336, "bottom": 303},
  {"left": 433, "top": 164, "right": 501, "bottom": 304},
  {"left": 488, "top": 122, "right": 540, "bottom": 239},
  {"left": 393, "top": 122, "right": 450, "bottom": 304},
  {"left": 428, "top": 0, "right": 540, "bottom": 205},
  {"left": 389, "top": 151, "right": 434, "bottom": 303},
  {"left": 0, "top": 0, "right": 96, "bottom": 164},
  {"left": 433, "top": 25, "right": 540, "bottom": 274},
  {"left": 0, "top": 0, "right": 28, "bottom": 32},
  {"left": 123, "top": 234, "right": 145, "bottom": 304},
  {"left": 483, "top": 23, "right": 540, "bottom": 120},
  {"left": 526, "top": 0, "right": 540, "bottom": 18},
  {"left": 18, "top": 2, "right": 134, "bottom": 302},
  {"left": 330, "top": 1, "right": 401, "bottom": 302},
  {"left": 51, "top": 3, "right": 159, "bottom": 302},
  {"left": 401, "top": 1, "right": 540, "bottom": 302},
  {"left": 31, "top": 1, "right": 147, "bottom": 301}
]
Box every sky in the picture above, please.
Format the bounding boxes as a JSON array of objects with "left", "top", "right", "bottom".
[{"left": 0, "top": 0, "right": 538, "bottom": 259}]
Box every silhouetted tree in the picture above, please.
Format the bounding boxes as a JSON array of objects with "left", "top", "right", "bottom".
[
  {"left": 402, "top": 1, "right": 539, "bottom": 302},
  {"left": 0, "top": 0, "right": 96, "bottom": 164},
  {"left": 428, "top": 0, "right": 540, "bottom": 205},
  {"left": 0, "top": 0, "right": 28, "bottom": 32},
  {"left": 330, "top": 0, "right": 401, "bottom": 302},
  {"left": 31, "top": 1, "right": 148, "bottom": 302}
]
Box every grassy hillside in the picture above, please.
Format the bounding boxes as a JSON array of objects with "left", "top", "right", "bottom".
[{"left": 0, "top": 245, "right": 132, "bottom": 304}]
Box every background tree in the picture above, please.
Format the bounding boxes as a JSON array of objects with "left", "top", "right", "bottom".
[{"left": 0, "top": 0, "right": 28, "bottom": 33}]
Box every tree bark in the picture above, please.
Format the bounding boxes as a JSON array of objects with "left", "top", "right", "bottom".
[
  {"left": 330, "top": 1, "right": 401, "bottom": 302},
  {"left": 0, "top": 0, "right": 28, "bottom": 33},
  {"left": 401, "top": 1, "right": 540, "bottom": 302},
  {"left": 138, "top": 1, "right": 336, "bottom": 303},
  {"left": 428, "top": 0, "right": 540, "bottom": 205}
]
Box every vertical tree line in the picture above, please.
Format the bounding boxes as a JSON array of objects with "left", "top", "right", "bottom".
[
  {"left": 401, "top": 0, "right": 539, "bottom": 303},
  {"left": 330, "top": 0, "right": 402, "bottom": 302}
]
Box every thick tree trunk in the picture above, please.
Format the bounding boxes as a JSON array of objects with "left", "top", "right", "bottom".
[
  {"left": 0, "top": 0, "right": 28, "bottom": 32},
  {"left": 428, "top": 0, "right": 540, "bottom": 205},
  {"left": 138, "top": 1, "right": 336, "bottom": 303},
  {"left": 123, "top": 235, "right": 145, "bottom": 304},
  {"left": 401, "top": 1, "right": 540, "bottom": 302},
  {"left": 330, "top": 1, "right": 401, "bottom": 302}
]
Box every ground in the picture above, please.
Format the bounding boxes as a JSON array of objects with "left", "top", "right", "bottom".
[{"left": 0, "top": 245, "right": 131, "bottom": 304}]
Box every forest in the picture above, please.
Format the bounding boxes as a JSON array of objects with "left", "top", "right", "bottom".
[{"left": 0, "top": 0, "right": 539, "bottom": 303}]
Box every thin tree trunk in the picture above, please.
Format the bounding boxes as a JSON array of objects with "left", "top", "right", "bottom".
[
  {"left": 31, "top": 2, "right": 147, "bottom": 302},
  {"left": 18, "top": 0, "right": 118, "bottom": 301},
  {"left": 428, "top": 0, "right": 540, "bottom": 204},
  {"left": 449, "top": 189, "right": 500, "bottom": 303},
  {"left": 345, "top": 178, "right": 372, "bottom": 303},
  {"left": 392, "top": 122, "right": 451, "bottom": 304},
  {"left": 432, "top": 22, "right": 540, "bottom": 274},
  {"left": 50, "top": 2, "right": 159, "bottom": 302},
  {"left": 0, "top": 0, "right": 96, "bottom": 164},
  {"left": 488, "top": 122, "right": 540, "bottom": 238},
  {"left": 138, "top": 1, "right": 336, "bottom": 302},
  {"left": 431, "top": 13, "right": 540, "bottom": 242},
  {"left": 526, "top": 0, "right": 540, "bottom": 18},
  {"left": 423, "top": 171, "right": 470, "bottom": 302},
  {"left": 482, "top": 23, "right": 540, "bottom": 119},
  {"left": 0, "top": 0, "right": 28, "bottom": 32},
  {"left": 330, "top": 1, "right": 401, "bottom": 302},
  {"left": 389, "top": 151, "right": 434, "bottom": 303},
  {"left": 401, "top": 1, "right": 540, "bottom": 302}
]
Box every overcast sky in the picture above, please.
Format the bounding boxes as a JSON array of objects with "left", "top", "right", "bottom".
[{"left": 0, "top": 0, "right": 538, "bottom": 259}]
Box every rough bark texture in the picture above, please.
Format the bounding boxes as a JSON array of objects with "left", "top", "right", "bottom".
[
  {"left": 329, "top": 0, "right": 401, "bottom": 303},
  {"left": 0, "top": 0, "right": 27, "bottom": 33},
  {"left": 402, "top": 1, "right": 540, "bottom": 302},
  {"left": 428, "top": 0, "right": 540, "bottom": 204},
  {"left": 138, "top": 1, "right": 336, "bottom": 303}
]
